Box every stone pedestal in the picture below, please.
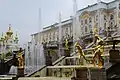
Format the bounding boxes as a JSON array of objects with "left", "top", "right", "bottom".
[
  {"left": 64, "top": 49, "right": 70, "bottom": 57},
  {"left": 109, "top": 49, "right": 120, "bottom": 62},
  {"left": 71, "top": 77, "right": 87, "bottom": 80},
  {"left": 90, "top": 68, "right": 106, "bottom": 80},
  {"left": 46, "top": 55, "right": 52, "bottom": 66},
  {"left": 17, "top": 68, "right": 24, "bottom": 77},
  {"left": 76, "top": 68, "right": 87, "bottom": 78},
  {"left": 71, "top": 68, "right": 106, "bottom": 80},
  {"left": 71, "top": 68, "right": 88, "bottom": 80},
  {"left": 64, "top": 50, "right": 70, "bottom": 65}
]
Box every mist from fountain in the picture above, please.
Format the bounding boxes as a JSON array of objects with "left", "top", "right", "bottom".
[{"left": 24, "top": 37, "right": 45, "bottom": 75}]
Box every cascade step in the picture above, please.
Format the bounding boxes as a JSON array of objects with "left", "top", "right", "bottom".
[
  {"left": 47, "top": 65, "right": 100, "bottom": 69},
  {"left": 18, "top": 77, "right": 71, "bottom": 80}
]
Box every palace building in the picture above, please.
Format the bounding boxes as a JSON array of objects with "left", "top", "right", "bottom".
[
  {"left": 32, "top": 0, "right": 120, "bottom": 44},
  {"left": 0, "top": 24, "right": 19, "bottom": 59},
  {"left": 29, "top": 0, "right": 120, "bottom": 64}
]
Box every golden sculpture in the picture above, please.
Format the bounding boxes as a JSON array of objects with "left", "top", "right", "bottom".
[
  {"left": 65, "top": 39, "right": 69, "bottom": 50},
  {"left": 74, "top": 42, "right": 88, "bottom": 63},
  {"left": 93, "top": 34, "right": 104, "bottom": 67},
  {"left": 18, "top": 48, "right": 24, "bottom": 68}
]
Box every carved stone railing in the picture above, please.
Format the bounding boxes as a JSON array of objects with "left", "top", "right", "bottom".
[
  {"left": 47, "top": 65, "right": 101, "bottom": 77},
  {"left": 44, "top": 45, "right": 120, "bottom": 77},
  {"left": 31, "top": 43, "right": 120, "bottom": 77}
]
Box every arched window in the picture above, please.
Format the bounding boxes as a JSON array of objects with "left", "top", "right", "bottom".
[
  {"left": 65, "top": 27, "right": 68, "bottom": 34},
  {"left": 49, "top": 33, "right": 51, "bottom": 41},
  {"left": 104, "top": 15, "right": 106, "bottom": 20},
  {"left": 46, "top": 34, "right": 48, "bottom": 41},
  {"left": 81, "top": 20, "right": 83, "bottom": 25},
  {"left": 53, "top": 32, "right": 55, "bottom": 40},
  {"left": 85, "top": 26, "right": 87, "bottom": 32},
  {"left": 85, "top": 19, "right": 88, "bottom": 24},
  {"left": 110, "top": 22, "right": 113, "bottom": 29},
  {"left": 96, "top": 15, "right": 98, "bottom": 21},
  {"left": 89, "top": 17, "right": 92, "bottom": 23},
  {"left": 110, "top": 14, "right": 114, "bottom": 20},
  {"left": 89, "top": 24, "right": 92, "bottom": 29},
  {"left": 104, "top": 23, "right": 106, "bottom": 30}
]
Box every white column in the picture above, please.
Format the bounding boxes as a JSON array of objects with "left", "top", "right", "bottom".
[{"left": 116, "top": 2, "right": 120, "bottom": 32}]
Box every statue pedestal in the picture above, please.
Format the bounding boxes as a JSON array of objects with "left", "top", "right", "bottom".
[
  {"left": 109, "top": 49, "right": 120, "bottom": 62},
  {"left": 71, "top": 68, "right": 106, "bottom": 80},
  {"left": 64, "top": 49, "right": 70, "bottom": 65},
  {"left": 64, "top": 49, "right": 70, "bottom": 57},
  {"left": 17, "top": 68, "right": 24, "bottom": 77}
]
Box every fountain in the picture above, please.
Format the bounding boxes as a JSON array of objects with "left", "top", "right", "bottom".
[{"left": 24, "top": 36, "right": 45, "bottom": 76}]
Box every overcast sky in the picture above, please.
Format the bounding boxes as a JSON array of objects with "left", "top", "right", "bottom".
[{"left": 0, "top": 0, "right": 113, "bottom": 45}]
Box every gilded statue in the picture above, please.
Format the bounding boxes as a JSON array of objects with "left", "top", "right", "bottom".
[
  {"left": 93, "top": 34, "right": 104, "bottom": 67},
  {"left": 65, "top": 39, "right": 69, "bottom": 50},
  {"left": 74, "top": 42, "right": 88, "bottom": 63},
  {"left": 18, "top": 48, "right": 24, "bottom": 68}
]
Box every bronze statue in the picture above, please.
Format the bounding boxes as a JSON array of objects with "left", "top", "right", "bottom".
[
  {"left": 18, "top": 48, "right": 24, "bottom": 68},
  {"left": 93, "top": 34, "right": 104, "bottom": 67}
]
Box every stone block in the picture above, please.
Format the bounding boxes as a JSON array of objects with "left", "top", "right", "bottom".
[
  {"left": 109, "top": 50, "right": 120, "bottom": 62},
  {"left": 17, "top": 68, "right": 24, "bottom": 77},
  {"left": 75, "top": 68, "right": 87, "bottom": 78},
  {"left": 90, "top": 68, "right": 106, "bottom": 80},
  {"left": 71, "top": 77, "right": 87, "bottom": 80}
]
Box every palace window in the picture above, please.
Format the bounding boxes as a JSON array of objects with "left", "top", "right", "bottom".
[
  {"left": 85, "top": 19, "right": 88, "bottom": 24},
  {"left": 104, "top": 15, "right": 106, "bottom": 20},
  {"left": 65, "top": 27, "right": 68, "bottom": 34},
  {"left": 110, "top": 22, "right": 113, "bottom": 29},
  {"left": 89, "top": 24, "right": 92, "bottom": 29},
  {"left": 110, "top": 14, "right": 114, "bottom": 20},
  {"left": 89, "top": 25, "right": 92, "bottom": 33},
  {"left": 46, "top": 34, "right": 48, "bottom": 41},
  {"left": 119, "top": 12, "right": 120, "bottom": 18},
  {"left": 96, "top": 23, "right": 98, "bottom": 27},
  {"left": 85, "top": 26, "right": 87, "bottom": 32},
  {"left": 81, "top": 20, "right": 83, "bottom": 25},
  {"left": 56, "top": 29, "right": 59, "bottom": 41},
  {"left": 81, "top": 26, "right": 84, "bottom": 34},
  {"left": 96, "top": 15, "right": 98, "bottom": 21},
  {"left": 53, "top": 32, "right": 55, "bottom": 40},
  {"left": 49, "top": 33, "right": 51, "bottom": 41},
  {"left": 104, "top": 23, "right": 106, "bottom": 30},
  {"left": 89, "top": 17, "right": 92, "bottom": 23},
  {"left": 57, "top": 36, "right": 59, "bottom": 41}
]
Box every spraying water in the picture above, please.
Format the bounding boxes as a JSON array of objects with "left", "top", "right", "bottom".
[{"left": 24, "top": 36, "right": 45, "bottom": 74}]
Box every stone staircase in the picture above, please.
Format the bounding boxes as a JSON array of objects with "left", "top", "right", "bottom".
[
  {"left": 30, "top": 44, "right": 120, "bottom": 79},
  {"left": 26, "top": 34, "right": 120, "bottom": 80}
]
